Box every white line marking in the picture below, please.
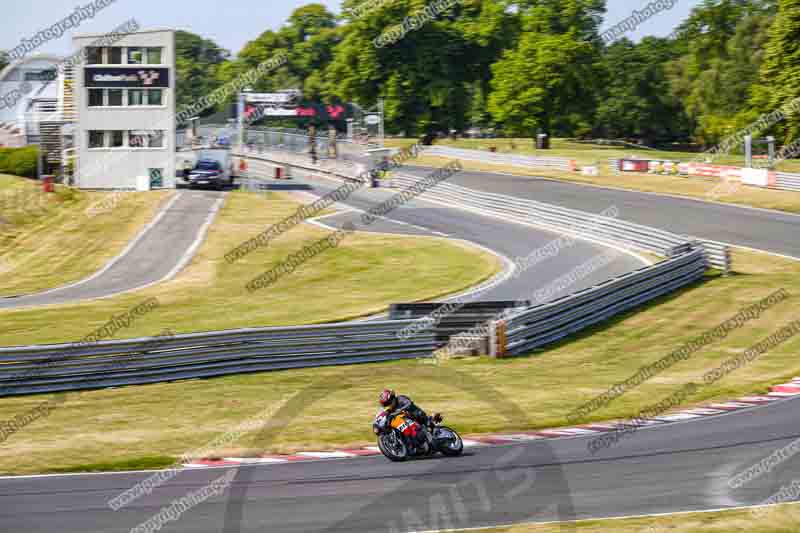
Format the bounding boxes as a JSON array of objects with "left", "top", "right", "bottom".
[
  {"left": 6, "top": 191, "right": 182, "bottom": 299},
  {"left": 222, "top": 458, "right": 290, "bottom": 464},
  {"left": 423, "top": 164, "right": 800, "bottom": 219},
  {"left": 0, "top": 193, "right": 226, "bottom": 310},
  {"left": 295, "top": 451, "right": 358, "bottom": 458},
  {"left": 406, "top": 501, "right": 800, "bottom": 533},
  {"left": 391, "top": 175, "right": 654, "bottom": 268}
]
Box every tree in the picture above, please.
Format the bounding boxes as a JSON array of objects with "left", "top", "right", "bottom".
[
  {"left": 220, "top": 4, "right": 339, "bottom": 101},
  {"left": 665, "top": 0, "right": 776, "bottom": 145},
  {"left": 595, "top": 38, "right": 689, "bottom": 144},
  {"left": 325, "top": 0, "right": 492, "bottom": 135},
  {"left": 0, "top": 50, "right": 9, "bottom": 72},
  {"left": 175, "top": 31, "right": 231, "bottom": 111},
  {"left": 487, "top": 0, "right": 605, "bottom": 136},
  {"left": 751, "top": 0, "right": 800, "bottom": 143}
]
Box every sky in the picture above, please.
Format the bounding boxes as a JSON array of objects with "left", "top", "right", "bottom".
[{"left": 1, "top": 0, "right": 704, "bottom": 59}]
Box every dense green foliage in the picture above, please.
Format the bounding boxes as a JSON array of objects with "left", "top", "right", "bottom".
[
  {"left": 0, "top": 147, "right": 39, "bottom": 178},
  {"left": 175, "top": 31, "right": 231, "bottom": 112},
  {"left": 175, "top": 0, "right": 799, "bottom": 148},
  {"left": 0, "top": 50, "right": 8, "bottom": 72}
]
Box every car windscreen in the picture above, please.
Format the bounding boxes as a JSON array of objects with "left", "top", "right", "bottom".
[{"left": 196, "top": 161, "right": 221, "bottom": 171}]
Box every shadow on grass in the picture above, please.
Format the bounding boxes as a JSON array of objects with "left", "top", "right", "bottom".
[{"left": 40, "top": 455, "right": 176, "bottom": 475}]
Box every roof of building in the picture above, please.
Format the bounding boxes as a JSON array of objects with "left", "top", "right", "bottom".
[{"left": 0, "top": 54, "right": 63, "bottom": 83}]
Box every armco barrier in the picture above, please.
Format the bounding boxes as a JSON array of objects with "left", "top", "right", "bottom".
[
  {"left": 391, "top": 174, "right": 690, "bottom": 257},
  {"left": 234, "top": 145, "right": 363, "bottom": 182},
  {"left": 693, "top": 239, "right": 731, "bottom": 273},
  {"left": 423, "top": 145, "right": 573, "bottom": 171},
  {"left": 0, "top": 322, "right": 437, "bottom": 397},
  {"left": 389, "top": 174, "right": 731, "bottom": 273},
  {"left": 0, "top": 148, "right": 716, "bottom": 395},
  {"left": 494, "top": 248, "right": 707, "bottom": 357},
  {"left": 774, "top": 172, "right": 800, "bottom": 192},
  {"left": 390, "top": 302, "right": 529, "bottom": 343}
]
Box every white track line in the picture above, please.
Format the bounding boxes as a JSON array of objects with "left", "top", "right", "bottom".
[
  {"left": 423, "top": 164, "right": 800, "bottom": 219},
  {"left": 6, "top": 191, "right": 182, "bottom": 299},
  {"left": 406, "top": 501, "right": 800, "bottom": 533},
  {"left": 0, "top": 193, "right": 226, "bottom": 309},
  {"left": 163, "top": 197, "right": 224, "bottom": 281},
  {"left": 391, "top": 178, "right": 654, "bottom": 268},
  {"left": 305, "top": 203, "right": 517, "bottom": 307}
]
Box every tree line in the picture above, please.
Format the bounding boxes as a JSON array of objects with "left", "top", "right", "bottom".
[{"left": 3, "top": 0, "right": 799, "bottom": 149}]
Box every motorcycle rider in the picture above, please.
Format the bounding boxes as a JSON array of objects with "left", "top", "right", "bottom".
[{"left": 379, "top": 389, "right": 442, "bottom": 429}]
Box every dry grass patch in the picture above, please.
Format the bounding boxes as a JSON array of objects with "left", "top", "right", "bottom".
[
  {"left": 0, "top": 174, "right": 173, "bottom": 296},
  {"left": 1, "top": 247, "right": 799, "bottom": 474},
  {"left": 0, "top": 190, "right": 501, "bottom": 346}
]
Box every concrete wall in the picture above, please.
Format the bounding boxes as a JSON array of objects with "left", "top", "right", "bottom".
[{"left": 74, "top": 29, "right": 175, "bottom": 189}]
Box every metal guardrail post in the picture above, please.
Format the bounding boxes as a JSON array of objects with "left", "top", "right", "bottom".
[{"left": 489, "top": 320, "right": 508, "bottom": 358}]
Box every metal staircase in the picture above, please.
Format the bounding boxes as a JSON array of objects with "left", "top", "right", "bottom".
[{"left": 20, "top": 65, "right": 77, "bottom": 178}]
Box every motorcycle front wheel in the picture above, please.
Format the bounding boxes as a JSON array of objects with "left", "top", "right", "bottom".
[
  {"left": 378, "top": 431, "right": 409, "bottom": 462},
  {"left": 435, "top": 426, "right": 464, "bottom": 456}
]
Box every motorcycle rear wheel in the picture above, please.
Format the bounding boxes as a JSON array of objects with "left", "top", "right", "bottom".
[
  {"left": 378, "top": 432, "right": 409, "bottom": 462},
  {"left": 435, "top": 426, "right": 464, "bottom": 456}
]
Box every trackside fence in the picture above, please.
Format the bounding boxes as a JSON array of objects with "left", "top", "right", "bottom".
[
  {"left": 0, "top": 152, "right": 732, "bottom": 398},
  {"left": 423, "top": 145, "right": 573, "bottom": 171},
  {"left": 490, "top": 248, "right": 707, "bottom": 357},
  {"left": 0, "top": 322, "right": 437, "bottom": 397},
  {"left": 774, "top": 172, "right": 800, "bottom": 192},
  {"left": 391, "top": 174, "right": 689, "bottom": 256}
]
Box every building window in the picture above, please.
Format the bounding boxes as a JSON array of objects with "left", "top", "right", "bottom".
[
  {"left": 108, "top": 47, "right": 123, "bottom": 64},
  {"left": 86, "top": 47, "right": 103, "bottom": 64},
  {"left": 24, "top": 69, "right": 57, "bottom": 81},
  {"left": 128, "top": 89, "right": 144, "bottom": 106},
  {"left": 129, "top": 130, "right": 147, "bottom": 148},
  {"left": 147, "top": 89, "right": 163, "bottom": 106},
  {"left": 88, "top": 89, "right": 166, "bottom": 107},
  {"left": 110, "top": 131, "right": 124, "bottom": 148},
  {"left": 88, "top": 89, "right": 104, "bottom": 107},
  {"left": 127, "top": 47, "right": 144, "bottom": 64},
  {"left": 88, "top": 131, "right": 105, "bottom": 148},
  {"left": 146, "top": 48, "right": 163, "bottom": 64},
  {"left": 126, "top": 89, "right": 164, "bottom": 107},
  {"left": 107, "top": 89, "right": 123, "bottom": 106},
  {"left": 148, "top": 131, "right": 164, "bottom": 148},
  {"left": 129, "top": 130, "right": 166, "bottom": 148}
]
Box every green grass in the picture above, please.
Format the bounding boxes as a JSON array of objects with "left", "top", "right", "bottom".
[
  {"left": 0, "top": 190, "right": 501, "bottom": 346},
  {"left": 482, "top": 502, "right": 800, "bottom": 532},
  {"left": 0, "top": 174, "right": 173, "bottom": 296},
  {"left": 41, "top": 456, "right": 176, "bottom": 475},
  {"left": 1, "top": 248, "right": 799, "bottom": 475}
]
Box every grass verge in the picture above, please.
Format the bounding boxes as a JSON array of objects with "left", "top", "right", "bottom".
[
  {"left": 0, "top": 247, "right": 798, "bottom": 475},
  {"left": 0, "top": 190, "right": 501, "bottom": 346},
  {"left": 0, "top": 174, "right": 173, "bottom": 296},
  {"left": 403, "top": 154, "right": 800, "bottom": 214},
  {"left": 483, "top": 502, "right": 800, "bottom": 532}
]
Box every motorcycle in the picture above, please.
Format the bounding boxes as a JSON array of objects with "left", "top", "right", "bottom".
[{"left": 372, "top": 410, "right": 464, "bottom": 462}]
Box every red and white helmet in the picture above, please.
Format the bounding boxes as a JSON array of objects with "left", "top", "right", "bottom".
[{"left": 379, "top": 389, "right": 396, "bottom": 407}]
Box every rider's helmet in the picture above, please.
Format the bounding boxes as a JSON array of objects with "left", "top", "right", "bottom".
[{"left": 379, "top": 389, "right": 396, "bottom": 409}]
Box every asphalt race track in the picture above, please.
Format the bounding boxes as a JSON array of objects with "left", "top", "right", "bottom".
[
  {"left": 406, "top": 166, "right": 800, "bottom": 259},
  {"left": 0, "top": 190, "right": 223, "bottom": 310},
  {"left": 2, "top": 164, "right": 800, "bottom": 532},
  {"left": 280, "top": 173, "right": 646, "bottom": 302},
  {"left": 2, "top": 395, "right": 799, "bottom": 532}
]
